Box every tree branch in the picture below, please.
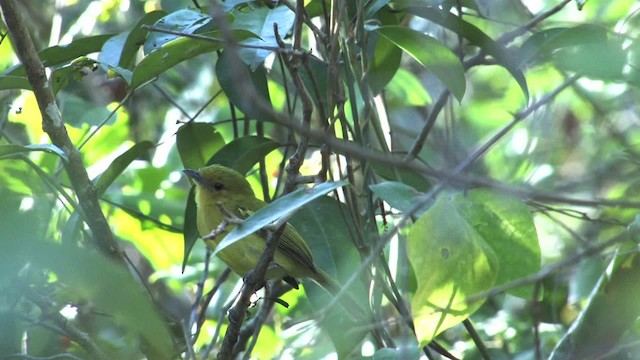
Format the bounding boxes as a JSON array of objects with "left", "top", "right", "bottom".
[{"left": 0, "top": 0, "right": 123, "bottom": 264}]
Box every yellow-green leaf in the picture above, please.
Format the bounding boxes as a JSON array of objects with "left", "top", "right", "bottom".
[{"left": 408, "top": 194, "right": 498, "bottom": 345}]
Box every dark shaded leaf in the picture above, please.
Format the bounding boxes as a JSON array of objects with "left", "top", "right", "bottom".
[
  {"left": 177, "top": 122, "right": 225, "bottom": 170},
  {"left": 207, "top": 136, "right": 280, "bottom": 174}
]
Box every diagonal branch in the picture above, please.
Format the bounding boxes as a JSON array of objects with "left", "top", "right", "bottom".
[{"left": 0, "top": 0, "right": 123, "bottom": 264}]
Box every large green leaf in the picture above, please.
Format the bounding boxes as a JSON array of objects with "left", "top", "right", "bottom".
[
  {"left": 99, "top": 11, "right": 167, "bottom": 70},
  {"left": 375, "top": 26, "right": 466, "bottom": 101},
  {"left": 454, "top": 189, "right": 541, "bottom": 298},
  {"left": 131, "top": 30, "right": 254, "bottom": 89},
  {"left": 214, "top": 181, "right": 348, "bottom": 255},
  {"left": 3, "top": 34, "right": 114, "bottom": 76},
  {"left": 177, "top": 122, "right": 225, "bottom": 170},
  {"left": 232, "top": 5, "right": 296, "bottom": 69},
  {"left": 517, "top": 24, "right": 608, "bottom": 68},
  {"left": 367, "top": 30, "right": 403, "bottom": 95},
  {"left": 403, "top": 6, "right": 529, "bottom": 100},
  {"left": 408, "top": 194, "right": 499, "bottom": 345},
  {"left": 216, "top": 50, "right": 275, "bottom": 122},
  {"left": 408, "top": 189, "right": 541, "bottom": 344},
  {"left": 207, "top": 136, "right": 280, "bottom": 174},
  {"left": 290, "top": 197, "right": 369, "bottom": 357},
  {"left": 143, "top": 9, "right": 212, "bottom": 55}
]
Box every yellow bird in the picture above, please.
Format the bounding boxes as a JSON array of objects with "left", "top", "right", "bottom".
[{"left": 183, "top": 165, "right": 366, "bottom": 316}]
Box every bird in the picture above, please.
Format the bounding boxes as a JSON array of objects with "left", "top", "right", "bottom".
[{"left": 183, "top": 164, "right": 367, "bottom": 317}]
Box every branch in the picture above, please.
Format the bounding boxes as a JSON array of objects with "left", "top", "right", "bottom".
[
  {"left": 217, "top": 222, "right": 288, "bottom": 360},
  {"left": 0, "top": 0, "right": 123, "bottom": 263}
]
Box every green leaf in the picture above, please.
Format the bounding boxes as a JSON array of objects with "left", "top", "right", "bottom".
[
  {"left": 455, "top": 189, "right": 541, "bottom": 298},
  {"left": 0, "top": 75, "right": 30, "bottom": 90},
  {"left": 367, "top": 30, "right": 403, "bottom": 95},
  {"left": 408, "top": 194, "right": 498, "bottom": 345},
  {"left": 207, "top": 136, "right": 280, "bottom": 174},
  {"left": 59, "top": 93, "right": 112, "bottom": 128},
  {"left": 143, "top": 9, "right": 213, "bottom": 55},
  {"left": 290, "top": 197, "right": 369, "bottom": 357},
  {"left": 131, "top": 30, "right": 254, "bottom": 89},
  {"left": 177, "top": 122, "right": 225, "bottom": 170},
  {"left": 517, "top": 24, "right": 608, "bottom": 68},
  {"left": 183, "top": 187, "right": 200, "bottom": 272},
  {"left": 404, "top": 6, "right": 529, "bottom": 100},
  {"left": 99, "top": 11, "right": 168, "bottom": 72},
  {"left": 216, "top": 50, "right": 275, "bottom": 122},
  {"left": 370, "top": 181, "right": 430, "bottom": 214},
  {"left": 385, "top": 68, "right": 432, "bottom": 106},
  {"left": 375, "top": 26, "right": 466, "bottom": 101},
  {"left": 94, "top": 141, "right": 155, "bottom": 195},
  {"left": 3, "top": 35, "right": 114, "bottom": 76},
  {"left": 554, "top": 39, "right": 626, "bottom": 81},
  {"left": 214, "top": 181, "right": 348, "bottom": 255},
  {"left": 232, "top": 5, "right": 296, "bottom": 69},
  {"left": 371, "top": 161, "right": 431, "bottom": 192},
  {"left": 0, "top": 144, "right": 68, "bottom": 161},
  {"left": 298, "top": 55, "right": 330, "bottom": 114}
]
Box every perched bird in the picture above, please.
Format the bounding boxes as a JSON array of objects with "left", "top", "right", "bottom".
[{"left": 183, "top": 165, "right": 365, "bottom": 316}]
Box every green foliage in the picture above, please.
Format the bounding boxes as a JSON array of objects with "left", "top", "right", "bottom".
[{"left": 3, "top": 0, "right": 640, "bottom": 359}]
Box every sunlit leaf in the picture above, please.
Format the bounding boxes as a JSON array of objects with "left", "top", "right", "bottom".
[
  {"left": 0, "top": 144, "right": 67, "bottom": 161},
  {"left": 385, "top": 68, "right": 432, "bottom": 106},
  {"left": 408, "top": 194, "right": 498, "bottom": 345},
  {"left": 455, "top": 189, "right": 541, "bottom": 298}
]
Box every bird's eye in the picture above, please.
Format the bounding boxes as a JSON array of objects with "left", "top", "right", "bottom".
[{"left": 213, "top": 182, "right": 224, "bottom": 191}]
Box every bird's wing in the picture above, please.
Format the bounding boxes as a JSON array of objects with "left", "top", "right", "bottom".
[
  {"left": 278, "top": 223, "right": 316, "bottom": 271},
  {"left": 235, "top": 203, "right": 316, "bottom": 273}
]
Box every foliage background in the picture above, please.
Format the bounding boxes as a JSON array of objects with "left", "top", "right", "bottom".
[{"left": 2, "top": 0, "right": 640, "bottom": 359}]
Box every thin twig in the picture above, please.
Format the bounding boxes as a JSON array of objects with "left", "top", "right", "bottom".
[{"left": 23, "top": 287, "right": 110, "bottom": 360}]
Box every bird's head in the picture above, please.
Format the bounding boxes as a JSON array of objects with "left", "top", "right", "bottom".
[{"left": 183, "top": 165, "right": 254, "bottom": 199}]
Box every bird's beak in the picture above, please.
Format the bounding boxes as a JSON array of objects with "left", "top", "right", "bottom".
[{"left": 183, "top": 169, "right": 204, "bottom": 184}]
